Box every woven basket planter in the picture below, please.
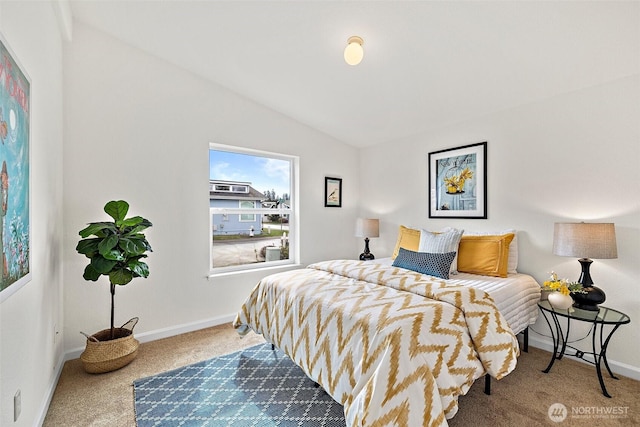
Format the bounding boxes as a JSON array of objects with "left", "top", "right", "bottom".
[{"left": 80, "top": 318, "right": 139, "bottom": 374}]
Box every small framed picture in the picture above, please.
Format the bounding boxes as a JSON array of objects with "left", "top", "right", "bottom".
[
  {"left": 324, "top": 177, "right": 342, "bottom": 207},
  {"left": 428, "top": 141, "right": 487, "bottom": 219}
]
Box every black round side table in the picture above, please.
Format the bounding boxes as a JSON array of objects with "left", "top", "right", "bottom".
[{"left": 538, "top": 300, "right": 630, "bottom": 398}]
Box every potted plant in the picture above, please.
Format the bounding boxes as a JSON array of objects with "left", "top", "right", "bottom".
[
  {"left": 75, "top": 200, "right": 152, "bottom": 373},
  {"left": 542, "top": 271, "right": 585, "bottom": 310}
]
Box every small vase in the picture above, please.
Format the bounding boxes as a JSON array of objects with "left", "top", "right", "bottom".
[{"left": 547, "top": 292, "right": 573, "bottom": 310}]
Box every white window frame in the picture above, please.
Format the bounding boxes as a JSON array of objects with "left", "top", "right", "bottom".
[{"left": 209, "top": 143, "right": 298, "bottom": 275}]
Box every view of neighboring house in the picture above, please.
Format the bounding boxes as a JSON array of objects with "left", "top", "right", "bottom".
[{"left": 210, "top": 180, "right": 264, "bottom": 236}]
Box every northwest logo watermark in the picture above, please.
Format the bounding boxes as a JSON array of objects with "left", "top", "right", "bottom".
[
  {"left": 548, "top": 403, "right": 629, "bottom": 422},
  {"left": 548, "top": 403, "right": 567, "bottom": 422}
]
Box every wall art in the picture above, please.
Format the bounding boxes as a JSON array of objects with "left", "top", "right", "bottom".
[
  {"left": 428, "top": 142, "right": 486, "bottom": 219},
  {"left": 0, "top": 33, "right": 31, "bottom": 302},
  {"left": 324, "top": 177, "right": 342, "bottom": 208}
]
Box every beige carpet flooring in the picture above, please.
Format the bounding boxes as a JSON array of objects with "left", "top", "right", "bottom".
[{"left": 43, "top": 323, "right": 639, "bottom": 426}]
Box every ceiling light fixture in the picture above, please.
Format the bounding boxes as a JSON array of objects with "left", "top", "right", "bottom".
[{"left": 344, "top": 36, "right": 364, "bottom": 66}]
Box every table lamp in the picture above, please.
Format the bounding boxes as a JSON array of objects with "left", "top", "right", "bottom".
[
  {"left": 356, "top": 218, "right": 379, "bottom": 261},
  {"left": 552, "top": 222, "right": 617, "bottom": 311}
]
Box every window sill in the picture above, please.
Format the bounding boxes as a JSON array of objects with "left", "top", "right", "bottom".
[{"left": 208, "top": 262, "right": 302, "bottom": 279}]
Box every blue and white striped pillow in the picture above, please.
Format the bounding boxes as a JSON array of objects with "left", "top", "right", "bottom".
[{"left": 418, "top": 228, "right": 464, "bottom": 274}]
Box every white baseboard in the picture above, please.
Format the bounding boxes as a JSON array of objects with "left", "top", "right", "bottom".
[
  {"left": 36, "top": 353, "right": 66, "bottom": 426},
  {"left": 527, "top": 335, "right": 640, "bottom": 381},
  {"left": 64, "top": 313, "right": 237, "bottom": 361}
]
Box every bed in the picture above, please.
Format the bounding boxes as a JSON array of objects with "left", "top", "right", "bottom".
[
  {"left": 234, "top": 227, "right": 541, "bottom": 426},
  {"left": 371, "top": 257, "right": 540, "bottom": 340}
]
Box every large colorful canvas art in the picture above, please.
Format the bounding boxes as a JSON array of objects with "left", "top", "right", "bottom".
[{"left": 0, "top": 34, "right": 31, "bottom": 302}]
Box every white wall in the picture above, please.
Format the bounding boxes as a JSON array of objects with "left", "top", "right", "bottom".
[
  {"left": 62, "top": 23, "right": 360, "bottom": 354},
  {"left": 359, "top": 75, "right": 640, "bottom": 374},
  {"left": 0, "top": 2, "right": 65, "bottom": 426}
]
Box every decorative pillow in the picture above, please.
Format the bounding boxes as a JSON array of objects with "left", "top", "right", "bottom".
[
  {"left": 457, "top": 233, "right": 515, "bottom": 278},
  {"left": 463, "top": 229, "right": 518, "bottom": 273},
  {"left": 392, "top": 248, "right": 456, "bottom": 279},
  {"left": 392, "top": 225, "right": 421, "bottom": 259},
  {"left": 418, "top": 227, "right": 464, "bottom": 274}
]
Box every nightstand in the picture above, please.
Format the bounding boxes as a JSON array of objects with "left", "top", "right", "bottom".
[{"left": 538, "top": 300, "right": 630, "bottom": 397}]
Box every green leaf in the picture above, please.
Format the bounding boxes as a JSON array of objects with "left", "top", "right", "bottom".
[
  {"left": 90, "top": 256, "right": 118, "bottom": 274},
  {"left": 128, "top": 260, "right": 149, "bottom": 278},
  {"left": 133, "top": 237, "right": 152, "bottom": 252},
  {"left": 104, "top": 200, "right": 129, "bottom": 224},
  {"left": 120, "top": 216, "right": 144, "bottom": 228},
  {"left": 101, "top": 249, "right": 125, "bottom": 261},
  {"left": 98, "top": 234, "right": 119, "bottom": 256},
  {"left": 119, "top": 238, "right": 149, "bottom": 256},
  {"left": 109, "top": 267, "right": 133, "bottom": 285},
  {"left": 76, "top": 238, "right": 100, "bottom": 256},
  {"left": 82, "top": 264, "right": 101, "bottom": 281},
  {"left": 79, "top": 222, "right": 117, "bottom": 238},
  {"left": 125, "top": 218, "right": 152, "bottom": 234}
]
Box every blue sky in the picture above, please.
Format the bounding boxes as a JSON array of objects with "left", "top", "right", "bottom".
[{"left": 209, "top": 149, "right": 290, "bottom": 198}]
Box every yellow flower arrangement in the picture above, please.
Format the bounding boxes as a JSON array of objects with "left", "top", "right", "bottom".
[
  {"left": 543, "top": 272, "right": 585, "bottom": 296},
  {"left": 443, "top": 167, "right": 473, "bottom": 194}
]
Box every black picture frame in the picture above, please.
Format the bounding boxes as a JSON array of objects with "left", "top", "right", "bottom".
[
  {"left": 324, "top": 177, "right": 342, "bottom": 207},
  {"left": 428, "top": 141, "right": 487, "bottom": 219}
]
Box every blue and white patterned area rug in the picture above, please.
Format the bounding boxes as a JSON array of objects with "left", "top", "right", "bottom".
[{"left": 133, "top": 342, "right": 345, "bottom": 426}]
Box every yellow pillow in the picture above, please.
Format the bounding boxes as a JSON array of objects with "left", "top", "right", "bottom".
[
  {"left": 392, "top": 225, "right": 421, "bottom": 259},
  {"left": 457, "top": 233, "right": 515, "bottom": 277}
]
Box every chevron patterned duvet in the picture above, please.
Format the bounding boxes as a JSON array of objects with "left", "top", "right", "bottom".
[{"left": 234, "top": 260, "right": 520, "bottom": 427}]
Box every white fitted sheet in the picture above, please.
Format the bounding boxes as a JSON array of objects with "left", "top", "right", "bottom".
[{"left": 373, "top": 258, "right": 541, "bottom": 335}]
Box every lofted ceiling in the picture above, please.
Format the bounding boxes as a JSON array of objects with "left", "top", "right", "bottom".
[{"left": 68, "top": 1, "right": 639, "bottom": 148}]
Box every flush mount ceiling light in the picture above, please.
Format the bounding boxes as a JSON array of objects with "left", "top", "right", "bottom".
[{"left": 344, "top": 36, "right": 364, "bottom": 66}]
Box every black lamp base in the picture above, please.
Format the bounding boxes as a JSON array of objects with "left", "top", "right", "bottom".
[
  {"left": 359, "top": 237, "right": 375, "bottom": 261},
  {"left": 572, "top": 258, "right": 605, "bottom": 311},
  {"left": 572, "top": 285, "right": 606, "bottom": 311},
  {"left": 359, "top": 252, "right": 375, "bottom": 261}
]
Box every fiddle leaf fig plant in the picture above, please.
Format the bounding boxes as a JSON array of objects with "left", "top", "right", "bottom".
[{"left": 76, "top": 200, "right": 152, "bottom": 339}]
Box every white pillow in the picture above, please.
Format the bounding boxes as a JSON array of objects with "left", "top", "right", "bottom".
[
  {"left": 419, "top": 228, "right": 464, "bottom": 274},
  {"left": 462, "top": 229, "right": 518, "bottom": 274}
]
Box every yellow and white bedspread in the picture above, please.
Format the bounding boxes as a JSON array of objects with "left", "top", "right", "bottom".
[{"left": 234, "top": 260, "right": 520, "bottom": 427}]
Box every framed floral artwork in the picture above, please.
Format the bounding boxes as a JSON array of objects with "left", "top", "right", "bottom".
[
  {"left": 324, "top": 177, "right": 342, "bottom": 207},
  {"left": 428, "top": 142, "right": 487, "bottom": 219}
]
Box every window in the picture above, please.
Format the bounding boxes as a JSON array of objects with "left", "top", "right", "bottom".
[
  {"left": 232, "top": 185, "right": 249, "bottom": 193},
  {"left": 239, "top": 201, "right": 256, "bottom": 222},
  {"left": 209, "top": 144, "right": 297, "bottom": 273},
  {"left": 210, "top": 182, "right": 251, "bottom": 193}
]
